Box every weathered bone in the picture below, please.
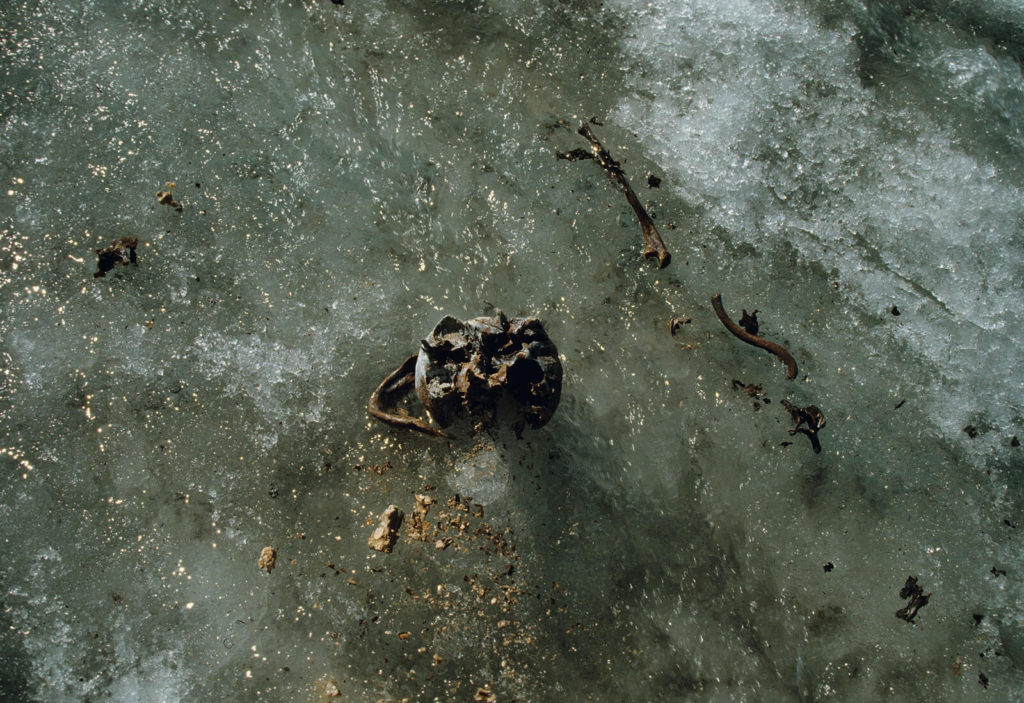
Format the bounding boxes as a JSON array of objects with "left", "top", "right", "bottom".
[
  {"left": 562, "top": 123, "right": 671, "bottom": 268},
  {"left": 368, "top": 313, "right": 562, "bottom": 437},
  {"left": 415, "top": 312, "right": 562, "bottom": 431},
  {"left": 368, "top": 354, "right": 451, "bottom": 438}
]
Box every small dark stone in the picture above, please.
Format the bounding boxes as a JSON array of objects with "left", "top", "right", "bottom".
[
  {"left": 1011, "top": 435, "right": 1020, "bottom": 447},
  {"left": 964, "top": 425, "right": 979, "bottom": 438},
  {"left": 823, "top": 562, "right": 834, "bottom": 573},
  {"left": 890, "top": 305, "right": 900, "bottom": 316},
  {"left": 973, "top": 613, "right": 983, "bottom": 626},
  {"left": 991, "top": 566, "right": 1007, "bottom": 577},
  {"left": 894, "top": 399, "right": 906, "bottom": 409},
  {"left": 979, "top": 672, "right": 988, "bottom": 688},
  {"left": 331, "top": 0, "right": 344, "bottom": 4},
  {"left": 647, "top": 174, "right": 661, "bottom": 188}
]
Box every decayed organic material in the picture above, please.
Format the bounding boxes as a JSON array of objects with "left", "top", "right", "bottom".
[{"left": 257, "top": 546, "right": 276, "bottom": 573}]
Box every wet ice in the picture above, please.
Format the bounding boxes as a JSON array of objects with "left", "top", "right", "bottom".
[{"left": 1, "top": 0, "right": 1023, "bottom": 701}]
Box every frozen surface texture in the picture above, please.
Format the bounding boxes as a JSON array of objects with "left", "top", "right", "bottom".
[{"left": 1, "top": 0, "right": 1023, "bottom": 701}]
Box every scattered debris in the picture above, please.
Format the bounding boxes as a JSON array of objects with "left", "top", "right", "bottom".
[
  {"left": 979, "top": 672, "right": 989, "bottom": 688},
  {"left": 731, "top": 379, "right": 768, "bottom": 410},
  {"left": 990, "top": 566, "right": 1007, "bottom": 577},
  {"left": 93, "top": 236, "right": 138, "bottom": 278},
  {"left": 355, "top": 461, "right": 392, "bottom": 475},
  {"left": 409, "top": 494, "right": 435, "bottom": 541},
  {"left": 964, "top": 425, "right": 979, "bottom": 438},
  {"left": 894, "top": 399, "right": 906, "bottom": 409},
  {"left": 973, "top": 613, "right": 984, "bottom": 626},
  {"left": 368, "top": 505, "right": 404, "bottom": 553},
  {"left": 711, "top": 294, "right": 797, "bottom": 380},
  {"left": 669, "top": 316, "right": 691, "bottom": 335},
  {"left": 558, "top": 122, "right": 671, "bottom": 267},
  {"left": 647, "top": 174, "right": 661, "bottom": 188},
  {"left": 895, "top": 576, "right": 930, "bottom": 622},
  {"left": 1011, "top": 435, "right": 1020, "bottom": 447},
  {"left": 823, "top": 562, "right": 834, "bottom": 573},
  {"left": 890, "top": 305, "right": 901, "bottom": 316},
  {"left": 155, "top": 182, "right": 183, "bottom": 212},
  {"left": 781, "top": 400, "right": 826, "bottom": 453},
  {"left": 732, "top": 379, "right": 763, "bottom": 398},
  {"left": 258, "top": 546, "right": 276, "bottom": 574}
]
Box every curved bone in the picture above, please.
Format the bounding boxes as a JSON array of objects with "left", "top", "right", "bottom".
[
  {"left": 711, "top": 294, "right": 798, "bottom": 380},
  {"left": 368, "top": 355, "right": 451, "bottom": 438}
]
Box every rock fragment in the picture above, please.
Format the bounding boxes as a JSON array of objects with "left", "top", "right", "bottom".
[
  {"left": 368, "top": 505, "right": 404, "bottom": 552},
  {"left": 258, "top": 546, "right": 276, "bottom": 573}
]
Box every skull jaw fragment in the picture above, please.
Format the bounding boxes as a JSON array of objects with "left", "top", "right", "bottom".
[{"left": 368, "top": 312, "right": 562, "bottom": 437}]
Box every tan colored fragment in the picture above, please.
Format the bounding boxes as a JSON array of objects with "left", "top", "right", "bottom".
[
  {"left": 368, "top": 505, "right": 404, "bottom": 552},
  {"left": 258, "top": 546, "right": 276, "bottom": 573}
]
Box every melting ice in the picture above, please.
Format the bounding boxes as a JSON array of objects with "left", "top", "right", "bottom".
[{"left": 1, "top": 0, "right": 1023, "bottom": 701}]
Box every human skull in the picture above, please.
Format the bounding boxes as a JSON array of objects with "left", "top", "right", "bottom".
[{"left": 414, "top": 312, "right": 562, "bottom": 431}]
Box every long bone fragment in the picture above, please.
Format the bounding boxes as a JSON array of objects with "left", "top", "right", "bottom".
[{"left": 559, "top": 123, "right": 671, "bottom": 268}]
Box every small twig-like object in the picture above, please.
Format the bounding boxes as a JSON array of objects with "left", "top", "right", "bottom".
[
  {"left": 368, "top": 355, "right": 450, "bottom": 438},
  {"left": 711, "top": 294, "right": 797, "bottom": 380},
  {"left": 572, "top": 123, "right": 671, "bottom": 268}
]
